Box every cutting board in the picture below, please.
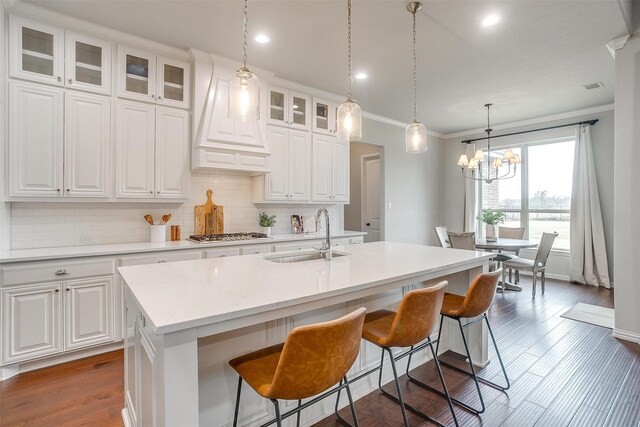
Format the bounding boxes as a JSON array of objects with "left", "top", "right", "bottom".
[{"left": 194, "top": 189, "right": 224, "bottom": 235}]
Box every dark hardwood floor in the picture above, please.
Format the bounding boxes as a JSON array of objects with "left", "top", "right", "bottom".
[{"left": 1, "top": 278, "right": 637, "bottom": 427}]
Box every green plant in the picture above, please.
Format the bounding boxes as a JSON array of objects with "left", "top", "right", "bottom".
[
  {"left": 258, "top": 212, "right": 277, "bottom": 227},
  {"left": 477, "top": 209, "right": 505, "bottom": 225}
]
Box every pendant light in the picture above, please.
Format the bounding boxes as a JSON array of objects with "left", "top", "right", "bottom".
[
  {"left": 229, "top": 0, "right": 260, "bottom": 122},
  {"left": 336, "top": 0, "right": 362, "bottom": 141},
  {"left": 405, "top": 2, "right": 427, "bottom": 153}
]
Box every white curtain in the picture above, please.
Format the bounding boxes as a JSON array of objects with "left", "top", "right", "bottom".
[
  {"left": 570, "top": 125, "right": 610, "bottom": 287},
  {"left": 463, "top": 144, "right": 478, "bottom": 232}
]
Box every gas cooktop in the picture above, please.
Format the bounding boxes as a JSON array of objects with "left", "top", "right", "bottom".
[{"left": 188, "top": 232, "right": 269, "bottom": 243}]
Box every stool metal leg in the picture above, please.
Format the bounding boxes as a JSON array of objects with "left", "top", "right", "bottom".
[
  {"left": 271, "top": 399, "right": 283, "bottom": 427},
  {"left": 334, "top": 377, "right": 360, "bottom": 427},
  {"left": 376, "top": 349, "right": 409, "bottom": 426},
  {"left": 484, "top": 314, "right": 510, "bottom": 390},
  {"left": 344, "top": 376, "right": 360, "bottom": 427},
  {"left": 296, "top": 400, "right": 301, "bottom": 427},
  {"left": 434, "top": 315, "right": 445, "bottom": 356},
  {"left": 233, "top": 376, "right": 243, "bottom": 427}
]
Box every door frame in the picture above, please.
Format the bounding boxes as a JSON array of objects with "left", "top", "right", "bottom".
[{"left": 360, "top": 153, "right": 384, "bottom": 242}]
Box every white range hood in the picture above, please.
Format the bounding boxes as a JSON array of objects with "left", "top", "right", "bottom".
[{"left": 191, "top": 50, "right": 272, "bottom": 174}]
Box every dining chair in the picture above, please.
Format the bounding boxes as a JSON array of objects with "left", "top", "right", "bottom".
[
  {"left": 502, "top": 232, "right": 558, "bottom": 298},
  {"left": 434, "top": 226, "right": 451, "bottom": 248},
  {"left": 494, "top": 226, "right": 526, "bottom": 283},
  {"left": 446, "top": 231, "right": 476, "bottom": 250}
]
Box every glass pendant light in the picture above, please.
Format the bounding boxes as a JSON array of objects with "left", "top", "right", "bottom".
[
  {"left": 229, "top": 0, "right": 260, "bottom": 122},
  {"left": 405, "top": 2, "right": 427, "bottom": 153},
  {"left": 337, "top": 0, "right": 362, "bottom": 141}
]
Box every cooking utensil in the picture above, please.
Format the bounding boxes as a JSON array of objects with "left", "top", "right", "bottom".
[
  {"left": 161, "top": 214, "right": 171, "bottom": 225},
  {"left": 194, "top": 189, "right": 224, "bottom": 235},
  {"left": 144, "top": 214, "right": 154, "bottom": 225}
]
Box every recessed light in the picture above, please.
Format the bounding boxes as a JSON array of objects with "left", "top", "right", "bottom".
[
  {"left": 254, "top": 34, "right": 271, "bottom": 44},
  {"left": 481, "top": 14, "right": 502, "bottom": 27},
  {"left": 354, "top": 72, "right": 368, "bottom": 80}
]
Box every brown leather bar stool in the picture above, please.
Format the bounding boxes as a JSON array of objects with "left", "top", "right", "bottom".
[
  {"left": 424, "top": 270, "right": 510, "bottom": 415},
  {"left": 229, "top": 307, "right": 366, "bottom": 427},
  {"left": 360, "top": 281, "right": 458, "bottom": 427}
]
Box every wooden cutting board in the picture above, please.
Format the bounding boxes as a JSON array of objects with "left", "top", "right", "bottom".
[{"left": 194, "top": 189, "right": 224, "bottom": 235}]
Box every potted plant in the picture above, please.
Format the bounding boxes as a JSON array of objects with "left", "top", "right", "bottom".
[
  {"left": 258, "top": 212, "right": 276, "bottom": 237},
  {"left": 477, "top": 209, "right": 505, "bottom": 242}
]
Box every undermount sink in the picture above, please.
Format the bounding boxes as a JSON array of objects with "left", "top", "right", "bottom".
[{"left": 264, "top": 250, "right": 348, "bottom": 263}]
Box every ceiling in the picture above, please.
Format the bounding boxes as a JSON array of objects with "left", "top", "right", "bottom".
[{"left": 24, "top": 0, "right": 629, "bottom": 134}]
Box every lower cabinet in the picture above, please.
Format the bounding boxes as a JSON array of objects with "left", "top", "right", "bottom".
[{"left": 1, "top": 277, "right": 115, "bottom": 365}]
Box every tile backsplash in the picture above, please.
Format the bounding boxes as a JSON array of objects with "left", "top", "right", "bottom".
[{"left": 10, "top": 173, "right": 342, "bottom": 250}]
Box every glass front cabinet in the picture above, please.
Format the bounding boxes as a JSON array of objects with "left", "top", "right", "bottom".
[
  {"left": 65, "top": 32, "right": 112, "bottom": 95},
  {"left": 267, "top": 86, "right": 310, "bottom": 131},
  {"left": 313, "top": 98, "right": 340, "bottom": 135}
]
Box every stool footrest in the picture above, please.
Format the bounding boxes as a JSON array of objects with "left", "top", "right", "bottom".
[{"left": 438, "top": 359, "right": 510, "bottom": 391}]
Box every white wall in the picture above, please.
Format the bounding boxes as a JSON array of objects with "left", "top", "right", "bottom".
[
  {"left": 442, "top": 109, "right": 615, "bottom": 282},
  {"left": 360, "top": 118, "right": 445, "bottom": 246},
  {"left": 613, "top": 34, "right": 640, "bottom": 342},
  {"left": 344, "top": 142, "right": 384, "bottom": 233}
]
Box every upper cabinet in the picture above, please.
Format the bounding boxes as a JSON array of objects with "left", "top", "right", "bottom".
[
  {"left": 312, "top": 98, "right": 340, "bottom": 136},
  {"left": 65, "top": 32, "right": 112, "bottom": 95},
  {"left": 311, "top": 134, "right": 349, "bottom": 203},
  {"left": 267, "top": 87, "right": 310, "bottom": 131},
  {"left": 10, "top": 16, "right": 112, "bottom": 95},
  {"left": 118, "top": 46, "right": 190, "bottom": 109}
]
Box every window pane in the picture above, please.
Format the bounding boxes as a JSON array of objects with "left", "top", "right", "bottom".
[
  {"left": 481, "top": 147, "right": 521, "bottom": 210},
  {"left": 528, "top": 141, "right": 574, "bottom": 210},
  {"left": 528, "top": 212, "right": 570, "bottom": 250},
  {"left": 478, "top": 213, "right": 521, "bottom": 238}
]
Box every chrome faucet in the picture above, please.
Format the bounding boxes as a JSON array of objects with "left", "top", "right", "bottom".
[{"left": 315, "top": 207, "right": 332, "bottom": 260}]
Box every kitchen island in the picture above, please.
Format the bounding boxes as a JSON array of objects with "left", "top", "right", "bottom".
[{"left": 119, "top": 241, "right": 494, "bottom": 427}]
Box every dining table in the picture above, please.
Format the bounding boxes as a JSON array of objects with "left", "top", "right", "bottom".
[{"left": 475, "top": 237, "right": 538, "bottom": 291}]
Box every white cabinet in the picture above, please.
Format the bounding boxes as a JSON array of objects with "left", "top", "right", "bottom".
[
  {"left": 64, "top": 277, "right": 114, "bottom": 351},
  {"left": 65, "top": 32, "right": 112, "bottom": 95},
  {"left": 267, "top": 86, "right": 310, "bottom": 131},
  {"left": 1, "top": 283, "right": 63, "bottom": 364},
  {"left": 9, "top": 81, "right": 111, "bottom": 199},
  {"left": 312, "top": 134, "right": 349, "bottom": 203},
  {"left": 65, "top": 92, "right": 111, "bottom": 197},
  {"left": 116, "top": 101, "right": 189, "bottom": 200},
  {"left": 9, "top": 81, "right": 64, "bottom": 197},
  {"left": 10, "top": 16, "right": 65, "bottom": 86},
  {"left": 312, "top": 98, "right": 339, "bottom": 136},
  {"left": 118, "top": 46, "right": 190, "bottom": 109},
  {"left": 257, "top": 125, "right": 310, "bottom": 202}
]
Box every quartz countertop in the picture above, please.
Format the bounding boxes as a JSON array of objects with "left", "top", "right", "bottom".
[
  {"left": 0, "top": 231, "right": 366, "bottom": 263},
  {"left": 119, "top": 241, "right": 493, "bottom": 334}
]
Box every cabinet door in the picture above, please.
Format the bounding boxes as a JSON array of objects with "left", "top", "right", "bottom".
[
  {"left": 265, "top": 126, "right": 289, "bottom": 200},
  {"left": 9, "top": 81, "right": 64, "bottom": 197},
  {"left": 157, "top": 56, "right": 190, "bottom": 109},
  {"left": 65, "top": 92, "right": 111, "bottom": 198},
  {"left": 289, "top": 92, "right": 311, "bottom": 131},
  {"left": 116, "top": 101, "right": 156, "bottom": 198},
  {"left": 155, "top": 108, "right": 189, "bottom": 199},
  {"left": 332, "top": 138, "right": 350, "bottom": 202},
  {"left": 118, "top": 46, "right": 156, "bottom": 103},
  {"left": 124, "top": 301, "right": 139, "bottom": 427},
  {"left": 288, "top": 129, "right": 311, "bottom": 201},
  {"left": 1, "top": 283, "right": 62, "bottom": 364},
  {"left": 313, "top": 98, "right": 334, "bottom": 135},
  {"left": 64, "top": 277, "right": 114, "bottom": 351},
  {"left": 267, "top": 86, "right": 288, "bottom": 127},
  {"left": 65, "top": 32, "right": 112, "bottom": 95},
  {"left": 311, "top": 134, "right": 333, "bottom": 202},
  {"left": 9, "top": 16, "right": 64, "bottom": 86}
]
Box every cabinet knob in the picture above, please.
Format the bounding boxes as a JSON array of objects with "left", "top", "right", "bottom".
[
  {"left": 66, "top": 189, "right": 70, "bottom": 192},
  {"left": 55, "top": 268, "right": 69, "bottom": 276},
  {"left": 149, "top": 191, "right": 153, "bottom": 194},
  {"left": 151, "top": 94, "right": 155, "bottom": 98},
  {"left": 55, "top": 289, "right": 60, "bottom": 293},
  {"left": 66, "top": 288, "right": 70, "bottom": 292},
  {"left": 68, "top": 79, "right": 72, "bottom": 84},
  {"left": 158, "top": 96, "right": 162, "bottom": 100},
  {"left": 366, "top": 223, "right": 371, "bottom": 226},
  {"left": 57, "top": 76, "right": 62, "bottom": 82},
  {"left": 157, "top": 191, "right": 160, "bottom": 194},
  {"left": 56, "top": 189, "right": 60, "bottom": 192}
]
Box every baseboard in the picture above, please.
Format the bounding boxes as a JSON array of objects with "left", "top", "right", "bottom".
[
  {"left": 517, "top": 270, "right": 570, "bottom": 282},
  {"left": 613, "top": 328, "right": 640, "bottom": 344}
]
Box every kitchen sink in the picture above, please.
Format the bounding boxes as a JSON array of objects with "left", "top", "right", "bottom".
[{"left": 264, "top": 250, "right": 348, "bottom": 263}]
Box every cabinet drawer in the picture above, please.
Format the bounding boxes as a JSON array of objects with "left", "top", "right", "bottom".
[
  {"left": 119, "top": 251, "right": 202, "bottom": 266},
  {"left": 332, "top": 238, "right": 350, "bottom": 247},
  {"left": 239, "top": 245, "right": 273, "bottom": 255},
  {"left": 273, "top": 241, "right": 319, "bottom": 252},
  {"left": 204, "top": 248, "right": 241, "bottom": 259},
  {"left": 0, "top": 259, "right": 115, "bottom": 287}
]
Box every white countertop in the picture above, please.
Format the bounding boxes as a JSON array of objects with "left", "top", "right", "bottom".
[
  {"left": 0, "top": 231, "right": 366, "bottom": 263},
  {"left": 119, "top": 241, "right": 493, "bottom": 335}
]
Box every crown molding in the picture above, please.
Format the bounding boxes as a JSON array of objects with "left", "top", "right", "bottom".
[
  {"left": 361, "top": 111, "right": 444, "bottom": 138},
  {"left": 442, "top": 103, "right": 615, "bottom": 140}
]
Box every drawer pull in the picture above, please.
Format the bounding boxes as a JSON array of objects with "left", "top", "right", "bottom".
[
  {"left": 158, "top": 260, "right": 168, "bottom": 263},
  {"left": 54, "top": 269, "right": 70, "bottom": 276},
  {"left": 219, "top": 254, "right": 227, "bottom": 258}
]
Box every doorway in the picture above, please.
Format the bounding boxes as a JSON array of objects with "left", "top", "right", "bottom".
[{"left": 344, "top": 142, "right": 384, "bottom": 242}]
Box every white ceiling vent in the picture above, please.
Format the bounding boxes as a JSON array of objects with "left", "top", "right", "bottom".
[{"left": 583, "top": 81, "right": 604, "bottom": 90}]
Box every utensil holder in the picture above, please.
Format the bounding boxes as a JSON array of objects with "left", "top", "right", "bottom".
[{"left": 150, "top": 225, "right": 167, "bottom": 243}]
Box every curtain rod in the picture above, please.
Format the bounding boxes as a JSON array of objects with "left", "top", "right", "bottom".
[{"left": 460, "top": 119, "right": 599, "bottom": 144}]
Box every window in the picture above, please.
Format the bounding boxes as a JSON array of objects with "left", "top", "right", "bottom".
[{"left": 479, "top": 139, "right": 574, "bottom": 250}]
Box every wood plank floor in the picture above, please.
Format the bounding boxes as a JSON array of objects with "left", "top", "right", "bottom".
[{"left": 1, "top": 278, "right": 638, "bottom": 427}]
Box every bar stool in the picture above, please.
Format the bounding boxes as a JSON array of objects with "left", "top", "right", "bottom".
[
  {"left": 359, "top": 281, "right": 458, "bottom": 427},
  {"left": 426, "top": 270, "right": 510, "bottom": 415},
  {"left": 229, "top": 307, "right": 366, "bottom": 427}
]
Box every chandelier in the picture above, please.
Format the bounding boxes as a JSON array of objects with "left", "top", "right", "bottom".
[{"left": 457, "top": 104, "right": 520, "bottom": 183}]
